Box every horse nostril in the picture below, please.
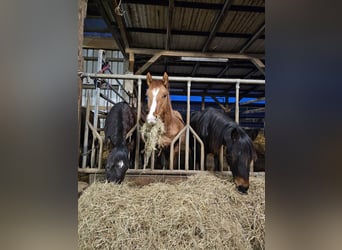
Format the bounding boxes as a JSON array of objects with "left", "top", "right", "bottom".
[{"left": 237, "top": 185, "right": 249, "bottom": 194}]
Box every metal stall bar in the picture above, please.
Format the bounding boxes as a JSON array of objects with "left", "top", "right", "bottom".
[
  {"left": 90, "top": 49, "right": 104, "bottom": 167},
  {"left": 82, "top": 91, "right": 91, "bottom": 168},
  {"left": 235, "top": 80, "right": 240, "bottom": 124},
  {"left": 134, "top": 78, "right": 142, "bottom": 170},
  {"left": 80, "top": 73, "right": 265, "bottom": 85},
  {"left": 86, "top": 120, "right": 103, "bottom": 169},
  {"left": 184, "top": 80, "right": 191, "bottom": 170}
]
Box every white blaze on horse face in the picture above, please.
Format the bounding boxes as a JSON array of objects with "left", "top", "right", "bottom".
[
  {"left": 147, "top": 88, "right": 160, "bottom": 124},
  {"left": 118, "top": 160, "right": 124, "bottom": 169}
]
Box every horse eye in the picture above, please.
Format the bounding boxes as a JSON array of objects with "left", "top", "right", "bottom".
[{"left": 163, "top": 94, "right": 167, "bottom": 98}]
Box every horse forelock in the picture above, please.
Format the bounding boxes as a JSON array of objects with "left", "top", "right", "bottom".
[{"left": 228, "top": 126, "right": 257, "bottom": 164}]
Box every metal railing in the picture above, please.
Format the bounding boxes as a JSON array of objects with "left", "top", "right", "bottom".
[{"left": 78, "top": 73, "right": 265, "bottom": 174}]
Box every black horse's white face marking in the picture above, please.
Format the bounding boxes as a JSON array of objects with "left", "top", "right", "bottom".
[{"left": 118, "top": 160, "right": 124, "bottom": 168}]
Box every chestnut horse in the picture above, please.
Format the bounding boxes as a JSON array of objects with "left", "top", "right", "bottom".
[{"left": 145, "top": 72, "right": 185, "bottom": 168}]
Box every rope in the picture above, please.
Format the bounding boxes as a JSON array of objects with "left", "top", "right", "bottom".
[{"left": 114, "top": 0, "right": 125, "bottom": 16}]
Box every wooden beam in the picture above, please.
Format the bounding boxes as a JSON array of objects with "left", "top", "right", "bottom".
[
  {"left": 135, "top": 52, "right": 163, "bottom": 75},
  {"left": 123, "top": 0, "right": 265, "bottom": 12},
  {"left": 110, "top": 0, "right": 130, "bottom": 49},
  {"left": 217, "top": 62, "right": 230, "bottom": 77},
  {"left": 94, "top": 0, "right": 126, "bottom": 57},
  {"left": 164, "top": 0, "right": 174, "bottom": 73},
  {"left": 83, "top": 37, "right": 119, "bottom": 50},
  {"left": 249, "top": 58, "right": 265, "bottom": 76},
  {"left": 127, "top": 27, "right": 261, "bottom": 39},
  {"left": 202, "top": 0, "right": 233, "bottom": 52},
  {"left": 243, "top": 69, "right": 258, "bottom": 79},
  {"left": 192, "top": 0, "right": 233, "bottom": 76},
  {"left": 129, "top": 52, "right": 134, "bottom": 72},
  {"left": 165, "top": 0, "right": 174, "bottom": 50},
  {"left": 126, "top": 48, "right": 262, "bottom": 60},
  {"left": 240, "top": 23, "right": 265, "bottom": 53},
  {"left": 210, "top": 95, "right": 230, "bottom": 112}
]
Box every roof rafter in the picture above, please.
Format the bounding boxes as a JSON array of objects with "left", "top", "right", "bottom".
[
  {"left": 94, "top": 0, "right": 127, "bottom": 57},
  {"left": 123, "top": 0, "right": 264, "bottom": 12},
  {"left": 111, "top": 0, "right": 130, "bottom": 50},
  {"left": 192, "top": 0, "right": 233, "bottom": 76},
  {"left": 239, "top": 23, "right": 265, "bottom": 53},
  {"left": 164, "top": 0, "right": 175, "bottom": 72}
]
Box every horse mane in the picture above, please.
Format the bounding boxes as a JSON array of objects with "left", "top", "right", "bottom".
[{"left": 192, "top": 108, "right": 256, "bottom": 160}]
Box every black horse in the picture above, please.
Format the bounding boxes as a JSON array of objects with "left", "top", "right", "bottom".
[
  {"left": 104, "top": 102, "right": 136, "bottom": 183},
  {"left": 190, "top": 108, "right": 257, "bottom": 194}
]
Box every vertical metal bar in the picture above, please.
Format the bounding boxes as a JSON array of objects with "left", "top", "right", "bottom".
[
  {"left": 134, "top": 78, "right": 142, "bottom": 169},
  {"left": 193, "top": 137, "right": 196, "bottom": 170},
  {"left": 178, "top": 136, "right": 181, "bottom": 170},
  {"left": 220, "top": 145, "right": 224, "bottom": 172},
  {"left": 185, "top": 80, "right": 191, "bottom": 170},
  {"left": 90, "top": 49, "right": 103, "bottom": 167},
  {"left": 201, "top": 95, "right": 205, "bottom": 110},
  {"left": 235, "top": 80, "right": 240, "bottom": 124},
  {"left": 82, "top": 91, "right": 91, "bottom": 168}
]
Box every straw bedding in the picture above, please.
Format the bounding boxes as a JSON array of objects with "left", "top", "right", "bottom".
[{"left": 78, "top": 173, "right": 265, "bottom": 249}]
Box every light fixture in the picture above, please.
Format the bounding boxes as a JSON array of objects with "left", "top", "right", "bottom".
[{"left": 180, "top": 56, "right": 229, "bottom": 62}]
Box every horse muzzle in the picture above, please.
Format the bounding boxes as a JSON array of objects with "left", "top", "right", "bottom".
[
  {"left": 147, "top": 114, "right": 157, "bottom": 124},
  {"left": 237, "top": 185, "right": 249, "bottom": 195}
]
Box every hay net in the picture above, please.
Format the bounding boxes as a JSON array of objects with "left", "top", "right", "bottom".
[{"left": 79, "top": 173, "right": 265, "bottom": 249}]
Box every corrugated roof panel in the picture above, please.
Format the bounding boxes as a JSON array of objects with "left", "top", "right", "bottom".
[
  {"left": 171, "top": 35, "right": 207, "bottom": 50},
  {"left": 220, "top": 11, "right": 264, "bottom": 34},
  {"left": 124, "top": 4, "right": 167, "bottom": 29},
  {"left": 172, "top": 7, "right": 216, "bottom": 32},
  {"left": 129, "top": 32, "right": 165, "bottom": 49},
  {"left": 245, "top": 38, "right": 264, "bottom": 53},
  {"left": 226, "top": 67, "right": 252, "bottom": 77},
  {"left": 233, "top": 0, "right": 265, "bottom": 7},
  {"left": 209, "top": 37, "right": 246, "bottom": 52}
]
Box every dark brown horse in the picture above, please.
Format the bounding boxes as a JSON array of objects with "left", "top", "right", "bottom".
[
  {"left": 145, "top": 72, "right": 185, "bottom": 168},
  {"left": 190, "top": 108, "right": 257, "bottom": 194}
]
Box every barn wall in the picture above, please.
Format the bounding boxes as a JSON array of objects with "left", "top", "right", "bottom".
[{"left": 81, "top": 48, "right": 126, "bottom": 128}]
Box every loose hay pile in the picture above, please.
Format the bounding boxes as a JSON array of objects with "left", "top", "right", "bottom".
[
  {"left": 78, "top": 173, "right": 265, "bottom": 249},
  {"left": 140, "top": 119, "right": 165, "bottom": 168}
]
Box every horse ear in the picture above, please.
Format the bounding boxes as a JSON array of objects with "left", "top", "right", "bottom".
[
  {"left": 231, "top": 128, "right": 240, "bottom": 142},
  {"left": 163, "top": 72, "right": 169, "bottom": 88},
  {"left": 146, "top": 72, "right": 152, "bottom": 86}
]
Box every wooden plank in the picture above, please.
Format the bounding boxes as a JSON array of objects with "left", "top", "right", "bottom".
[
  {"left": 135, "top": 52, "right": 163, "bottom": 75},
  {"left": 126, "top": 48, "right": 264, "bottom": 60},
  {"left": 129, "top": 52, "right": 134, "bottom": 72},
  {"left": 83, "top": 37, "right": 119, "bottom": 50},
  {"left": 165, "top": 0, "right": 174, "bottom": 50},
  {"left": 249, "top": 57, "right": 265, "bottom": 75}
]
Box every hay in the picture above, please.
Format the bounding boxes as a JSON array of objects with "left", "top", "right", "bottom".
[
  {"left": 253, "top": 132, "right": 265, "bottom": 157},
  {"left": 78, "top": 173, "right": 265, "bottom": 249},
  {"left": 140, "top": 119, "right": 165, "bottom": 168}
]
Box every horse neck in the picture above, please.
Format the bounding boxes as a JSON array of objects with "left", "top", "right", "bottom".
[{"left": 161, "top": 98, "right": 173, "bottom": 126}]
